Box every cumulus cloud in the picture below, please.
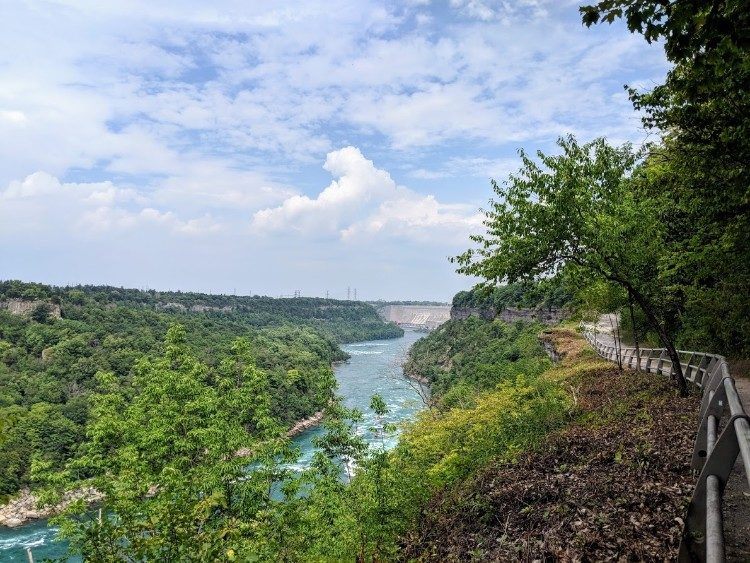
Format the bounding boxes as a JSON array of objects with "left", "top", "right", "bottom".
[
  {"left": 0, "top": 0, "right": 668, "bottom": 298},
  {"left": 0, "top": 172, "right": 220, "bottom": 237},
  {"left": 252, "top": 147, "right": 482, "bottom": 242}
]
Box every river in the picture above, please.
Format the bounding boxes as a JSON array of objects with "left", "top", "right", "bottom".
[{"left": 0, "top": 330, "right": 426, "bottom": 561}]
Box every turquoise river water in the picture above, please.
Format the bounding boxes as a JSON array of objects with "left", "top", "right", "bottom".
[{"left": 0, "top": 330, "right": 426, "bottom": 561}]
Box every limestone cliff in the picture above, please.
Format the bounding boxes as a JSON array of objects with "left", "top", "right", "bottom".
[
  {"left": 450, "top": 305, "right": 567, "bottom": 325},
  {"left": 0, "top": 298, "right": 61, "bottom": 319}
]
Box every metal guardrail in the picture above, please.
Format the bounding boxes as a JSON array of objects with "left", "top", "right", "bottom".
[{"left": 582, "top": 329, "right": 750, "bottom": 563}]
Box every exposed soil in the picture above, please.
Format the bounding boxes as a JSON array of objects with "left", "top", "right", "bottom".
[{"left": 401, "top": 367, "right": 701, "bottom": 561}]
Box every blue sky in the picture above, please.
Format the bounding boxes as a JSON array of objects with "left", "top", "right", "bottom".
[{"left": 0, "top": 0, "right": 667, "bottom": 300}]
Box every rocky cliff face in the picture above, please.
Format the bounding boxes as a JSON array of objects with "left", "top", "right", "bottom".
[
  {"left": 0, "top": 298, "right": 61, "bottom": 319},
  {"left": 451, "top": 306, "right": 567, "bottom": 325},
  {"left": 450, "top": 307, "right": 496, "bottom": 321},
  {"left": 155, "top": 302, "right": 234, "bottom": 313}
]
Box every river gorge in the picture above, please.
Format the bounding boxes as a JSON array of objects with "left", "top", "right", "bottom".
[{"left": 0, "top": 330, "right": 426, "bottom": 561}]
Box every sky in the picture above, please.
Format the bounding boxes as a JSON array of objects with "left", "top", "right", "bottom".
[{"left": 0, "top": 0, "right": 668, "bottom": 301}]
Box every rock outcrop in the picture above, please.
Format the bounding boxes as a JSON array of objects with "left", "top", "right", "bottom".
[
  {"left": 451, "top": 306, "right": 567, "bottom": 326},
  {"left": 286, "top": 411, "right": 325, "bottom": 437},
  {"left": 0, "top": 487, "right": 102, "bottom": 528},
  {"left": 0, "top": 299, "right": 61, "bottom": 319}
]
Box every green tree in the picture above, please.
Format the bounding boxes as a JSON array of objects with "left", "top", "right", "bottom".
[
  {"left": 48, "top": 325, "right": 295, "bottom": 561},
  {"left": 454, "top": 136, "right": 689, "bottom": 393},
  {"left": 30, "top": 303, "right": 52, "bottom": 324},
  {"left": 580, "top": 0, "right": 750, "bottom": 357}
]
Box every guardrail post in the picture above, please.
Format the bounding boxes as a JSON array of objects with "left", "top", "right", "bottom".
[
  {"left": 680, "top": 410, "right": 749, "bottom": 562},
  {"left": 656, "top": 350, "right": 666, "bottom": 376},
  {"left": 694, "top": 355, "right": 709, "bottom": 387},
  {"left": 684, "top": 352, "right": 696, "bottom": 382}
]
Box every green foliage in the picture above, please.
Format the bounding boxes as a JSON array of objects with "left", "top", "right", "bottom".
[
  {"left": 454, "top": 136, "right": 651, "bottom": 288},
  {"left": 452, "top": 279, "right": 572, "bottom": 311},
  {"left": 30, "top": 303, "right": 52, "bottom": 324},
  {"left": 392, "top": 376, "right": 570, "bottom": 490},
  {"left": 453, "top": 136, "right": 692, "bottom": 392},
  {"left": 300, "top": 365, "right": 571, "bottom": 560},
  {"left": 580, "top": 1, "right": 750, "bottom": 356},
  {"left": 404, "top": 317, "right": 551, "bottom": 406},
  {"left": 0, "top": 281, "right": 393, "bottom": 497},
  {"left": 47, "top": 326, "right": 299, "bottom": 561}
]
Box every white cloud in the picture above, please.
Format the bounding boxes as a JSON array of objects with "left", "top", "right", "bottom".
[
  {"left": 0, "top": 110, "right": 27, "bottom": 124},
  {"left": 449, "top": 0, "right": 563, "bottom": 21},
  {"left": 0, "top": 171, "right": 221, "bottom": 238},
  {"left": 409, "top": 156, "right": 520, "bottom": 181},
  {"left": 0, "top": 0, "right": 668, "bottom": 299},
  {"left": 252, "top": 147, "right": 482, "bottom": 243}
]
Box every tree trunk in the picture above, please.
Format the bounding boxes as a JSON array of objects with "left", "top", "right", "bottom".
[
  {"left": 626, "top": 287, "right": 688, "bottom": 395},
  {"left": 627, "top": 292, "right": 641, "bottom": 372}
]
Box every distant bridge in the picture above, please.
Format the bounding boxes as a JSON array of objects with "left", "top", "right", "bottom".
[{"left": 377, "top": 305, "right": 451, "bottom": 331}]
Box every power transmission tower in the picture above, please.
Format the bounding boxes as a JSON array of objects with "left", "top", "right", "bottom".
[
  {"left": 354, "top": 288, "right": 357, "bottom": 300},
  {"left": 347, "top": 286, "right": 351, "bottom": 300}
]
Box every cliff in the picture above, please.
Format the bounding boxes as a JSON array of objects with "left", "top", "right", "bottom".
[
  {"left": 450, "top": 305, "right": 567, "bottom": 325},
  {"left": 0, "top": 298, "right": 61, "bottom": 319}
]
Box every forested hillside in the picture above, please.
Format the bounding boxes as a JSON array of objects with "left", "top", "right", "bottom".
[
  {"left": 0, "top": 280, "right": 399, "bottom": 501},
  {"left": 404, "top": 317, "right": 551, "bottom": 407},
  {"left": 0, "top": 280, "right": 403, "bottom": 343},
  {"left": 452, "top": 280, "right": 572, "bottom": 312}
]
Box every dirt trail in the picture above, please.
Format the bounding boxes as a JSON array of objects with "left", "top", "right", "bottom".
[{"left": 556, "top": 320, "right": 750, "bottom": 560}]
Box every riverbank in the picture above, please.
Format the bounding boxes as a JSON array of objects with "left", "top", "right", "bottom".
[
  {"left": 0, "top": 488, "right": 102, "bottom": 529},
  {"left": 1, "top": 410, "right": 328, "bottom": 528}
]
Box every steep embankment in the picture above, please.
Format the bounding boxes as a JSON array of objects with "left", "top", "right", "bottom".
[
  {"left": 403, "top": 317, "right": 551, "bottom": 407},
  {"left": 0, "top": 279, "right": 401, "bottom": 510},
  {"left": 401, "top": 327, "right": 700, "bottom": 561}
]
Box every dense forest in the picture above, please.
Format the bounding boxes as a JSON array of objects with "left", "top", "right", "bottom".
[
  {"left": 0, "top": 281, "right": 403, "bottom": 343},
  {"left": 452, "top": 280, "right": 573, "bottom": 312},
  {"left": 0, "top": 280, "right": 400, "bottom": 500}
]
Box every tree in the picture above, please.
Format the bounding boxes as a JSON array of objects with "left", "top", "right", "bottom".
[
  {"left": 454, "top": 136, "right": 689, "bottom": 394},
  {"left": 46, "top": 325, "right": 295, "bottom": 561},
  {"left": 30, "top": 303, "right": 51, "bottom": 324},
  {"left": 580, "top": 0, "right": 750, "bottom": 357}
]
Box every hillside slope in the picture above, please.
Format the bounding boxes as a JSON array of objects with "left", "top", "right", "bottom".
[
  {"left": 0, "top": 280, "right": 400, "bottom": 501},
  {"left": 401, "top": 327, "right": 700, "bottom": 561}
]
